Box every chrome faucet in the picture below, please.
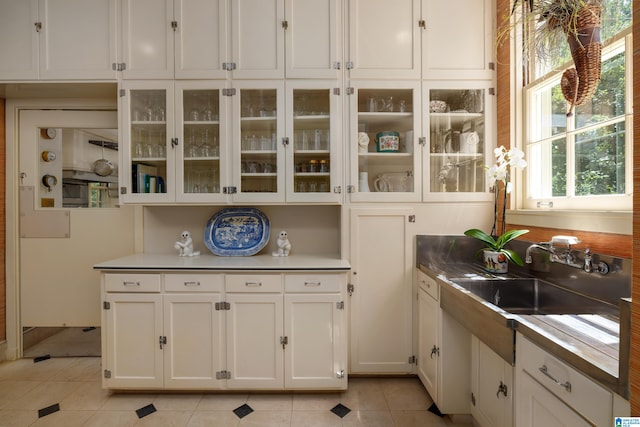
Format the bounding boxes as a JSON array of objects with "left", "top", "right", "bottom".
[{"left": 525, "top": 236, "right": 591, "bottom": 271}]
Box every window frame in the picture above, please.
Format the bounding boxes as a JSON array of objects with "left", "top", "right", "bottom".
[{"left": 522, "top": 32, "right": 633, "bottom": 211}]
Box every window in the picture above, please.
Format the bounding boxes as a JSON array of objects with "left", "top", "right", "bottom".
[{"left": 523, "top": 0, "right": 632, "bottom": 211}]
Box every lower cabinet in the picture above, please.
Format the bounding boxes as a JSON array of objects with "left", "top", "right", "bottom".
[
  {"left": 101, "top": 271, "right": 347, "bottom": 390},
  {"left": 515, "top": 333, "right": 614, "bottom": 426},
  {"left": 471, "top": 336, "right": 513, "bottom": 427},
  {"left": 416, "top": 270, "right": 470, "bottom": 415}
]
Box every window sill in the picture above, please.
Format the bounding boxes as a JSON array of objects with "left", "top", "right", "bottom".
[{"left": 506, "top": 210, "right": 631, "bottom": 235}]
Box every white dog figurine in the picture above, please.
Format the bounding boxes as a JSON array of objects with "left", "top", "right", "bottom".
[
  {"left": 272, "top": 230, "right": 291, "bottom": 257},
  {"left": 174, "top": 231, "right": 200, "bottom": 257}
]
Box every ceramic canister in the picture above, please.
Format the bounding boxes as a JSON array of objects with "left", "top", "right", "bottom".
[{"left": 375, "top": 131, "right": 400, "bottom": 152}]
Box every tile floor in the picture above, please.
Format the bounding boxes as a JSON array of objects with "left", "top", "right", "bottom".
[{"left": 0, "top": 357, "right": 473, "bottom": 427}]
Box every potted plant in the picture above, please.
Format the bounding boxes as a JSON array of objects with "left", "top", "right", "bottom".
[
  {"left": 465, "top": 145, "right": 529, "bottom": 273},
  {"left": 464, "top": 228, "right": 529, "bottom": 273},
  {"left": 500, "top": 0, "right": 603, "bottom": 116}
]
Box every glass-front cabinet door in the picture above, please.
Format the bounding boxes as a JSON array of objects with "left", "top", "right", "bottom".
[
  {"left": 120, "top": 80, "right": 175, "bottom": 204},
  {"left": 423, "top": 82, "right": 494, "bottom": 201},
  {"left": 175, "top": 81, "right": 228, "bottom": 203},
  {"left": 286, "top": 81, "right": 342, "bottom": 203},
  {"left": 231, "top": 80, "right": 285, "bottom": 203},
  {"left": 349, "top": 81, "right": 421, "bottom": 202}
]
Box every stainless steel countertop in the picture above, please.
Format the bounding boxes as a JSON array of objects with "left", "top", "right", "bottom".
[{"left": 419, "top": 263, "right": 629, "bottom": 398}]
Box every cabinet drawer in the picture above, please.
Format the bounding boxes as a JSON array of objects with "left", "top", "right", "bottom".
[
  {"left": 164, "top": 274, "right": 223, "bottom": 292},
  {"left": 226, "top": 274, "right": 282, "bottom": 292},
  {"left": 517, "top": 334, "right": 612, "bottom": 425},
  {"left": 104, "top": 274, "right": 161, "bottom": 292},
  {"left": 417, "top": 270, "right": 438, "bottom": 301},
  {"left": 284, "top": 274, "right": 345, "bottom": 293}
]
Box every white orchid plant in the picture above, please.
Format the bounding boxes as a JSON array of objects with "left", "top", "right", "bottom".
[{"left": 464, "top": 145, "right": 529, "bottom": 266}]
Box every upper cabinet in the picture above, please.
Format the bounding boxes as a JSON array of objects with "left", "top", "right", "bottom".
[
  {"left": 120, "top": 0, "right": 227, "bottom": 79},
  {"left": 347, "top": 0, "right": 421, "bottom": 80},
  {"left": 421, "top": 0, "right": 494, "bottom": 80},
  {"left": 0, "top": 0, "right": 117, "bottom": 80}
]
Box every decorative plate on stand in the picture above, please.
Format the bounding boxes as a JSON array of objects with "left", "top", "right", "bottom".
[{"left": 204, "top": 207, "right": 270, "bottom": 256}]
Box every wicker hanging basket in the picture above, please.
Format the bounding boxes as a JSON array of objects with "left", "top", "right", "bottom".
[{"left": 559, "top": 4, "right": 602, "bottom": 116}]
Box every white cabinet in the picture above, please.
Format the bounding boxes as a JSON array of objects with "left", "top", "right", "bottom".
[
  {"left": 422, "top": 81, "right": 494, "bottom": 202},
  {"left": 416, "top": 269, "right": 470, "bottom": 415},
  {"left": 348, "top": 81, "right": 422, "bottom": 202},
  {"left": 417, "top": 272, "right": 438, "bottom": 397},
  {"left": 347, "top": 0, "right": 421, "bottom": 79},
  {"left": 225, "top": 273, "right": 347, "bottom": 390},
  {"left": 515, "top": 333, "right": 614, "bottom": 427},
  {"left": 102, "top": 274, "right": 163, "bottom": 389},
  {"left": 102, "top": 273, "right": 225, "bottom": 389},
  {"left": 471, "top": 336, "right": 513, "bottom": 427},
  {"left": 0, "top": 0, "right": 116, "bottom": 80},
  {"left": 102, "top": 270, "right": 347, "bottom": 391},
  {"left": 121, "top": 0, "right": 227, "bottom": 79},
  {"left": 349, "top": 208, "right": 414, "bottom": 373},
  {"left": 421, "top": 0, "right": 494, "bottom": 80},
  {"left": 285, "top": 0, "right": 342, "bottom": 79},
  {"left": 119, "top": 79, "right": 343, "bottom": 205},
  {"left": 284, "top": 273, "right": 347, "bottom": 389},
  {"left": 163, "top": 274, "right": 225, "bottom": 389}
]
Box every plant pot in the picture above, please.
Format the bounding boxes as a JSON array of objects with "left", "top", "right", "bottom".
[{"left": 483, "top": 250, "right": 508, "bottom": 274}]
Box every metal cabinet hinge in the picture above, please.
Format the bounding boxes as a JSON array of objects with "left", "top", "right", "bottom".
[
  {"left": 216, "top": 370, "right": 231, "bottom": 379},
  {"left": 418, "top": 19, "right": 426, "bottom": 28},
  {"left": 346, "top": 87, "right": 355, "bottom": 95},
  {"left": 408, "top": 215, "right": 416, "bottom": 223},
  {"left": 489, "top": 62, "right": 496, "bottom": 70},
  {"left": 215, "top": 302, "right": 230, "bottom": 311},
  {"left": 159, "top": 335, "right": 167, "bottom": 349},
  {"left": 119, "top": 88, "right": 126, "bottom": 97},
  {"left": 333, "top": 186, "right": 342, "bottom": 194},
  {"left": 171, "top": 20, "right": 178, "bottom": 30},
  {"left": 346, "top": 61, "right": 354, "bottom": 70},
  {"left": 336, "top": 369, "right": 345, "bottom": 379},
  {"left": 347, "top": 283, "right": 354, "bottom": 296},
  {"left": 280, "top": 336, "right": 288, "bottom": 349},
  {"left": 489, "top": 88, "right": 495, "bottom": 96},
  {"left": 333, "top": 61, "right": 341, "bottom": 70},
  {"left": 34, "top": 22, "right": 42, "bottom": 32},
  {"left": 120, "top": 187, "right": 127, "bottom": 195},
  {"left": 282, "top": 20, "right": 288, "bottom": 29},
  {"left": 222, "top": 62, "right": 237, "bottom": 71},
  {"left": 104, "top": 369, "right": 111, "bottom": 379},
  {"left": 333, "top": 88, "right": 340, "bottom": 95},
  {"left": 408, "top": 355, "right": 416, "bottom": 364},
  {"left": 222, "top": 87, "right": 236, "bottom": 96},
  {"left": 223, "top": 186, "right": 237, "bottom": 194},
  {"left": 336, "top": 301, "right": 345, "bottom": 310},
  {"left": 103, "top": 301, "right": 110, "bottom": 310},
  {"left": 347, "top": 185, "right": 355, "bottom": 193}
]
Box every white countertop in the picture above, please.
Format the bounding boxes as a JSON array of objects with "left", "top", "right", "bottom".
[{"left": 94, "top": 253, "right": 350, "bottom": 271}]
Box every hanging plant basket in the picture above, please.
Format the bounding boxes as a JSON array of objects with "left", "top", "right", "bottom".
[{"left": 559, "top": 3, "right": 602, "bottom": 116}]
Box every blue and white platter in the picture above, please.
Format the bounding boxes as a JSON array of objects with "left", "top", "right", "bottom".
[{"left": 204, "top": 207, "right": 270, "bottom": 256}]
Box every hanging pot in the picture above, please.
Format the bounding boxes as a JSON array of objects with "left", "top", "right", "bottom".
[{"left": 92, "top": 141, "right": 114, "bottom": 176}]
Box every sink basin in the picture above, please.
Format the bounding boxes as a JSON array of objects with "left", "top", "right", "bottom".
[{"left": 450, "top": 277, "right": 618, "bottom": 316}]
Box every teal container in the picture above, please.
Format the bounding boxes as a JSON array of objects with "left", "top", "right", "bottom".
[{"left": 375, "top": 131, "right": 400, "bottom": 152}]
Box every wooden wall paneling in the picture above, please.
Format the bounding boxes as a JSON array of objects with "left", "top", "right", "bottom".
[
  {"left": 0, "top": 98, "right": 5, "bottom": 342},
  {"left": 631, "top": 0, "right": 640, "bottom": 414}
]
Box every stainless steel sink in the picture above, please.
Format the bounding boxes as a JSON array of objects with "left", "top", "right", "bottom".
[{"left": 450, "top": 277, "right": 618, "bottom": 317}]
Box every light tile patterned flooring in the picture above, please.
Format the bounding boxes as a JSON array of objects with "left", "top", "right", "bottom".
[{"left": 0, "top": 357, "right": 473, "bottom": 427}]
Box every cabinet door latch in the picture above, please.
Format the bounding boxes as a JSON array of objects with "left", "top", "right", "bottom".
[
  {"left": 223, "top": 186, "right": 237, "bottom": 194},
  {"left": 159, "top": 336, "right": 167, "bottom": 349},
  {"left": 216, "top": 370, "right": 231, "bottom": 379},
  {"left": 408, "top": 215, "right": 416, "bottom": 223},
  {"left": 336, "top": 301, "right": 345, "bottom": 310},
  {"left": 280, "top": 336, "right": 288, "bottom": 349},
  {"left": 336, "top": 369, "right": 345, "bottom": 379},
  {"left": 347, "top": 283, "right": 354, "bottom": 296},
  {"left": 496, "top": 381, "right": 508, "bottom": 398}
]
